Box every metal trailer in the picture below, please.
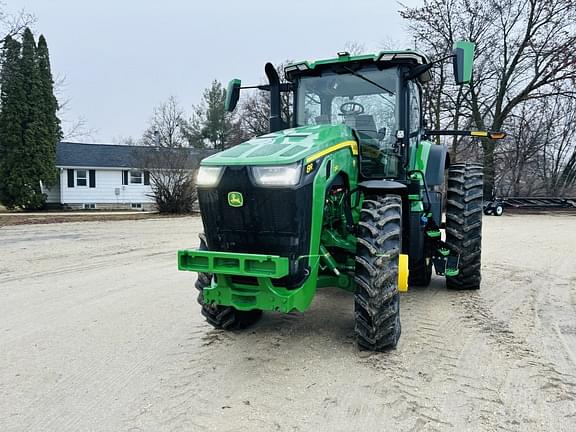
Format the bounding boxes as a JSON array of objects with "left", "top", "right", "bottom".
[{"left": 484, "top": 197, "right": 576, "bottom": 216}]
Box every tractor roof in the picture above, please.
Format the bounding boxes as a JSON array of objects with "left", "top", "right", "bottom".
[{"left": 285, "top": 50, "right": 430, "bottom": 82}]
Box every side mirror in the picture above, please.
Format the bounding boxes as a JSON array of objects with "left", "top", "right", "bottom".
[
  {"left": 225, "top": 79, "right": 241, "bottom": 112},
  {"left": 452, "top": 41, "right": 475, "bottom": 85}
]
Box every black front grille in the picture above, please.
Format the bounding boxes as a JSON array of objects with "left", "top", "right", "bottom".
[{"left": 198, "top": 166, "right": 313, "bottom": 288}]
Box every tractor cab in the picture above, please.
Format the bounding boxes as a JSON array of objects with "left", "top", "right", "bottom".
[
  {"left": 286, "top": 53, "right": 429, "bottom": 180},
  {"left": 224, "top": 49, "right": 441, "bottom": 182}
]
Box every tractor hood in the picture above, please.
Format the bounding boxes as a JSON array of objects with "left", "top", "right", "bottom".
[{"left": 200, "top": 124, "right": 357, "bottom": 166}]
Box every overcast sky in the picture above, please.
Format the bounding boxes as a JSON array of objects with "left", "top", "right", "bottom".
[{"left": 15, "top": 0, "right": 420, "bottom": 143}]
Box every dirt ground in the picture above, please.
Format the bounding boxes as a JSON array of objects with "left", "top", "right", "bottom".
[
  {"left": 0, "top": 211, "right": 165, "bottom": 227},
  {"left": 1, "top": 213, "right": 575, "bottom": 432}
]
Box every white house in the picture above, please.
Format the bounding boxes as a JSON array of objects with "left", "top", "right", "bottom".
[{"left": 46, "top": 142, "right": 204, "bottom": 210}]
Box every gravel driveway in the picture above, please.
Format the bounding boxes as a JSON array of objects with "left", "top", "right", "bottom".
[{"left": 1, "top": 213, "right": 575, "bottom": 431}]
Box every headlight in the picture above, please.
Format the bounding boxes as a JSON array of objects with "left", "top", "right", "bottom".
[
  {"left": 196, "top": 166, "right": 223, "bottom": 187},
  {"left": 252, "top": 163, "right": 302, "bottom": 187}
]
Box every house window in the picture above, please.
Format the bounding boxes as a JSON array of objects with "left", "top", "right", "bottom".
[
  {"left": 76, "top": 170, "right": 88, "bottom": 186},
  {"left": 131, "top": 203, "right": 142, "bottom": 209},
  {"left": 130, "top": 170, "right": 143, "bottom": 184},
  {"left": 83, "top": 203, "right": 96, "bottom": 209}
]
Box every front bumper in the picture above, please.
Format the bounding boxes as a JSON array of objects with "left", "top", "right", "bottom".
[
  {"left": 178, "top": 249, "right": 316, "bottom": 313},
  {"left": 178, "top": 249, "right": 289, "bottom": 278}
]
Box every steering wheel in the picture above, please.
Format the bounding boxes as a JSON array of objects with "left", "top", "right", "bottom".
[{"left": 340, "top": 101, "right": 365, "bottom": 116}]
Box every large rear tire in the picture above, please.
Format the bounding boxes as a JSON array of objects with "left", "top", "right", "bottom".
[
  {"left": 445, "top": 163, "right": 483, "bottom": 290},
  {"left": 354, "top": 195, "right": 402, "bottom": 351},
  {"left": 195, "top": 234, "right": 262, "bottom": 329}
]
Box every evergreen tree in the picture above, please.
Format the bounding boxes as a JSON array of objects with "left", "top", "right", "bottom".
[
  {"left": 0, "top": 28, "right": 60, "bottom": 210},
  {"left": 18, "top": 27, "right": 44, "bottom": 209},
  {"left": 0, "top": 36, "right": 26, "bottom": 209},
  {"left": 187, "top": 80, "right": 240, "bottom": 150},
  {"left": 36, "top": 34, "right": 60, "bottom": 183},
  {"left": 201, "top": 80, "right": 228, "bottom": 150}
]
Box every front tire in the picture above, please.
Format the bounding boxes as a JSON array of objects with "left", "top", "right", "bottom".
[
  {"left": 195, "top": 234, "right": 262, "bottom": 329},
  {"left": 445, "top": 163, "right": 483, "bottom": 290},
  {"left": 354, "top": 195, "right": 402, "bottom": 351}
]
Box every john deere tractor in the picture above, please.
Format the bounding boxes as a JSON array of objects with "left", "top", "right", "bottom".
[{"left": 178, "top": 41, "right": 504, "bottom": 351}]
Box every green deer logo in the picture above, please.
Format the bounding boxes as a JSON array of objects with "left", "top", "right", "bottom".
[{"left": 227, "top": 191, "right": 244, "bottom": 207}]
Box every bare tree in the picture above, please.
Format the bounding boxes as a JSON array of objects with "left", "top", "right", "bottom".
[
  {"left": 496, "top": 102, "right": 548, "bottom": 195},
  {"left": 62, "top": 116, "right": 98, "bottom": 142},
  {"left": 537, "top": 94, "right": 576, "bottom": 195},
  {"left": 239, "top": 92, "right": 271, "bottom": 137},
  {"left": 237, "top": 61, "right": 293, "bottom": 139},
  {"left": 137, "top": 97, "right": 201, "bottom": 213},
  {"left": 136, "top": 146, "right": 200, "bottom": 213},
  {"left": 49, "top": 73, "right": 99, "bottom": 142},
  {"left": 142, "top": 96, "right": 189, "bottom": 147},
  {"left": 379, "top": 36, "right": 404, "bottom": 51},
  {"left": 401, "top": 0, "right": 576, "bottom": 196},
  {"left": 0, "top": 4, "right": 35, "bottom": 44},
  {"left": 113, "top": 136, "right": 138, "bottom": 146},
  {"left": 343, "top": 41, "right": 365, "bottom": 55}
]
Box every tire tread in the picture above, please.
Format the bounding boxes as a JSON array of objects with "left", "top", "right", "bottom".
[
  {"left": 354, "top": 195, "right": 402, "bottom": 350},
  {"left": 446, "top": 163, "right": 483, "bottom": 290}
]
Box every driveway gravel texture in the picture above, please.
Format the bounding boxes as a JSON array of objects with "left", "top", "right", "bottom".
[{"left": 1, "top": 213, "right": 575, "bottom": 431}]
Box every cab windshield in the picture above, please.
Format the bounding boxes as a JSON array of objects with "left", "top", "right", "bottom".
[{"left": 295, "top": 66, "right": 400, "bottom": 178}]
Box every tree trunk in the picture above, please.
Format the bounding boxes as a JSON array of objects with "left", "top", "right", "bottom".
[{"left": 482, "top": 139, "right": 495, "bottom": 198}]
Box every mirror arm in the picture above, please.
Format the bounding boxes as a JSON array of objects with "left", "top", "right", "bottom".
[
  {"left": 406, "top": 54, "right": 454, "bottom": 81},
  {"left": 240, "top": 83, "right": 292, "bottom": 92},
  {"left": 424, "top": 129, "right": 507, "bottom": 140},
  {"left": 240, "top": 84, "right": 269, "bottom": 90}
]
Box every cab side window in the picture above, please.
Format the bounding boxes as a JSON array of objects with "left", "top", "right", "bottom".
[{"left": 408, "top": 81, "right": 421, "bottom": 144}]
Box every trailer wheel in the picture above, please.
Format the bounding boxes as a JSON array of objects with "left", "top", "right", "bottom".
[
  {"left": 354, "top": 195, "right": 402, "bottom": 351},
  {"left": 195, "top": 234, "right": 262, "bottom": 329},
  {"left": 494, "top": 204, "right": 504, "bottom": 216},
  {"left": 446, "top": 163, "right": 483, "bottom": 290}
]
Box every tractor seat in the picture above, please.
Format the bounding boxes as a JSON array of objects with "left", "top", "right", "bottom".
[{"left": 344, "top": 114, "right": 378, "bottom": 140}]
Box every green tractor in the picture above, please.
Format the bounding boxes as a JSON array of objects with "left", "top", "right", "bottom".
[{"left": 178, "top": 41, "right": 504, "bottom": 351}]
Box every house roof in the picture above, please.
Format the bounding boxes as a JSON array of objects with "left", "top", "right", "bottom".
[{"left": 56, "top": 142, "right": 208, "bottom": 169}]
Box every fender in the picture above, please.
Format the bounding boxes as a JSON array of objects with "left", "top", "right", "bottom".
[{"left": 425, "top": 144, "right": 448, "bottom": 186}]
